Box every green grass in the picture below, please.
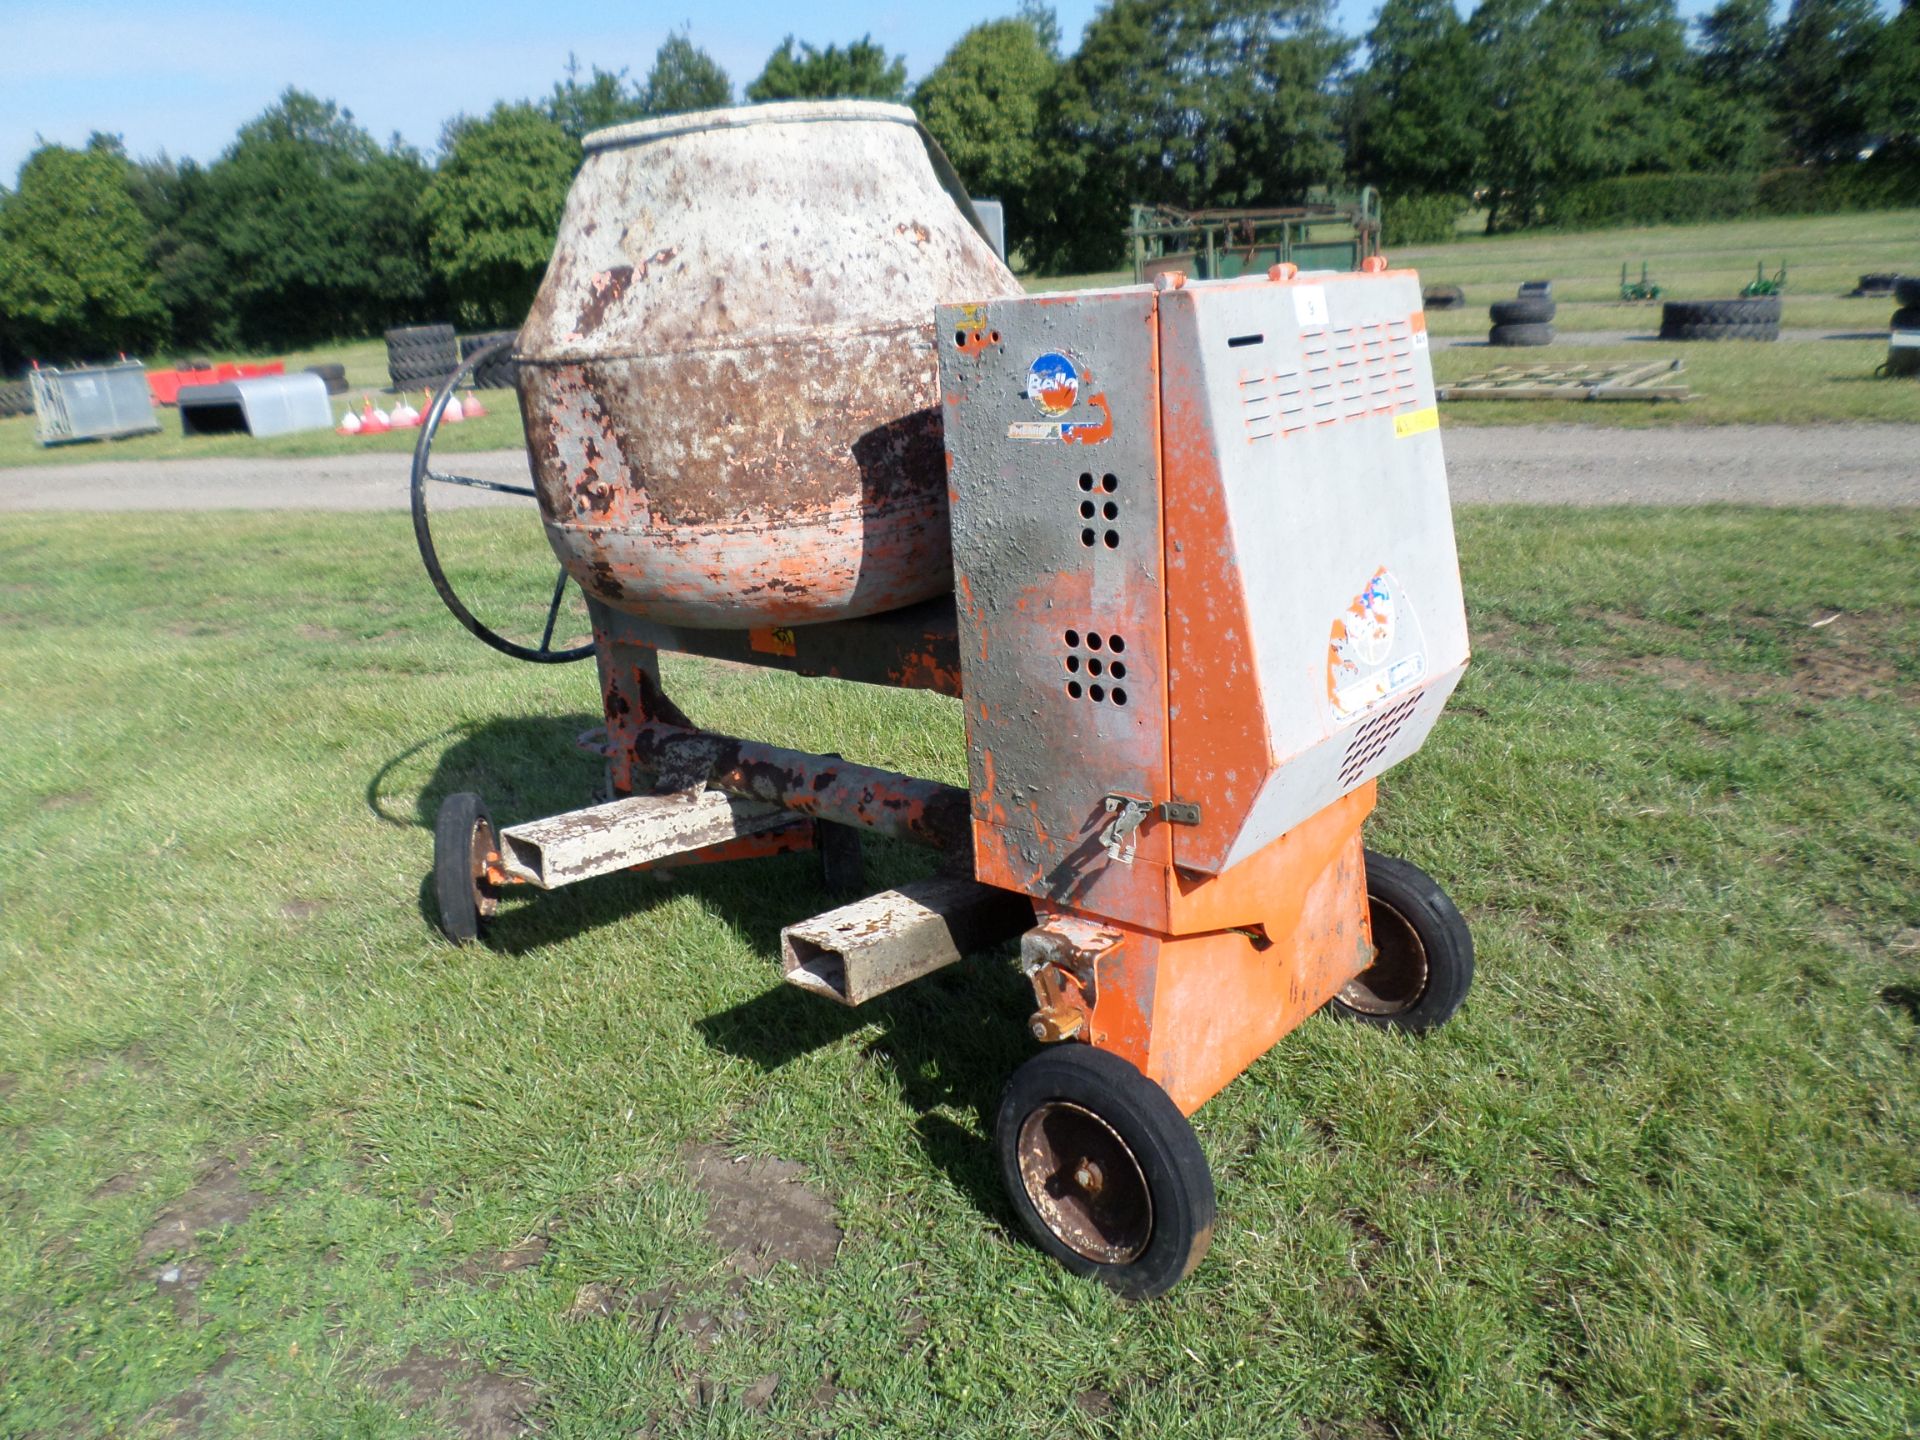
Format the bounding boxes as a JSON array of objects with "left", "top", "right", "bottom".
[
  {"left": 1433, "top": 339, "right": 1920, "bottom": 426},
  {"left": 1, "top": 508, "right": 1916, "bottom": 1438},
  {"left": 1400, "top": 209, "right": 1920, "bottom": 337}
]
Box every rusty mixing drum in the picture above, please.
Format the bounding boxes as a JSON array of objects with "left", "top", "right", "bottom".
[{"left": 515, "top": 100, "right": 1021, "bottom": 629}]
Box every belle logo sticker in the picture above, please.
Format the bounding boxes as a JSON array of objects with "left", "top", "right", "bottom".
[
  {"left": 1009, "top": 350, "right": 1114, "bottom": 445},
  {"left": 1327, "top": 567, "right": 1427, "bottom": 719},
  {"left": 1025, "top": 351, "right": 1080, "bottom": 414}
]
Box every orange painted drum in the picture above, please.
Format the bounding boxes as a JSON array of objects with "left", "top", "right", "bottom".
[{"left": 517, "top": 101, "right": 1021, "bottom": 628}]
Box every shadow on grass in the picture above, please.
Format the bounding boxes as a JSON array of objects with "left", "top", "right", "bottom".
[{"left": 373, "top": 712, "right": 1036, "bottom": 1224}]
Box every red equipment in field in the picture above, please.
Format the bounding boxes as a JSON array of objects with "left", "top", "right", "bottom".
[{"left": 410, "top": 101, "right": 1473, "bottom": 1298}]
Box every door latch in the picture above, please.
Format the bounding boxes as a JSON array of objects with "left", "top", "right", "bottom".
[{"left": 1098, "top": 794, "right": 1202, "bottom": 864}]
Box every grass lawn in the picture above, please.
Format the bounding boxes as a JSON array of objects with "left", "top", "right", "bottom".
[
  {"left": 1397, "top": 209, "right": 1920, "bottom": 337},
  {"left": 1, "top": 507, "right": 1916, "bottom": 1438},
  {"left": 1431, "top": 339, "right": 1920, "bottom": 426}
]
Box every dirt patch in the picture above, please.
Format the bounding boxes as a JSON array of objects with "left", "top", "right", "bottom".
[
  {"left": 92, "top": 1169, "right": 146, "bottom": 1199},
  {"left": 164, "top": 621, "right": 237, "bottom": 640},
  {"left": 278, "top": 898, "right": 333, "bottom": 920},
  {"left": 1482, "top": 606, "right": 1917, "bottom": 704},
  {"left": 741, "top": 1374, "right": 779, "bottom": 1412},
  {"left": 297, "top": 623, "right": 348, "bottom": 641},
  {"left": 0, "top": 1073, "right": 16, "bottom": 1099},
  {"left": 137, "top": 1155, "right": 264, "bottom": 1264},
  {"left": 682, "top": 1144, "right": 841, "bottom": 1275},
  {"left": 1076, "top": 1388, "right": 1115, "bottom": 1418},
  {"left": 67, "top": 1044, "right": 158, "bottom": 1090},
  {"left": 1305, "top": 1420, "right": 1400, "bottom": 1440},
  {"left": 39, "top": 789, "right": 95, "bottom": 811},
  {"left": 449, "top": 1234, "right": 549, "bottom": 1288},
  {"left": 375, "top": 1346, "right": 538, "bottom": 1439},
  {"left": 130, "top": 1353, "right": 233, "bottom": 1436},
  {"left": 565, "top": 1279, "right": 748, "bottom": 1351}
]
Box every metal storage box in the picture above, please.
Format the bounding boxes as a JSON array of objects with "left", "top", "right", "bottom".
[{"left": 30, "top": 362, "right": 161, "bottom": 445}]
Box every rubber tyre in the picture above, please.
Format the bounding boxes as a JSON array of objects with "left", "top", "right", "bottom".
[
  {"left": 304, "top": 365, "right": 348, "bottom": 395},
  {"left": 433, "top": 791, "right": 499, "bottom": 945},
  {"left": 459, "top": 331, "right": 521, "bottom": 391},
  {"left": 1894, "top": 276, "right": 1920, "bottom": 308},
  {"left": 387, "top": 324, "right": 459, "bottom": 387},
  {"left": 1326, "top": 850, "right": 1474, "bottom": 1033},
  {"left": 1658, "top": 320, "right": 1780, "bottom": 342},
  {"left": 996, "top": 1045, "right": 1214, "bottom": 1300},
  {"left": 0, "top": 379, "right": 31, "bottom": 419},
  {"left": 1890, "top": 306, "right": 1920, "bottom": 332},
  {"left": 1422, "top": 283, "right": 1465, "bottom": 311},
  {"left": 1660, "top": 297, "right": 1782, "bottom": 328},
  {"left": 1488, "top": 322, "right": 1554, "bottom": 347},
  {"left": 1489, "top": 297, "right": 1555, "bottom": 324}
]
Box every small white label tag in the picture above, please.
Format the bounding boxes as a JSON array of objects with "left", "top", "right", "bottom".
[
  {"left": 1293, "top": 285, "right": 1330, "bottom": 328},
  {"left": 1892, "top": 331, "right": 1920, "bottom": 349}
]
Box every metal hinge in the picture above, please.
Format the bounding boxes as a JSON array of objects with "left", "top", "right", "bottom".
[{"left": 1098, "top": 794, "right": 1202, "bottom": 864}]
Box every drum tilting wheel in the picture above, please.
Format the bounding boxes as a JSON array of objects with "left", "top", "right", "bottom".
[
  {"left": 409, "top": 336, "right": 594, "bottom": 665},
  {"left": 434, "top": 792, "right": 501, "bottom": 944},
  {"left": 995, "top": 1045, "right": 1214, "bottom": 1299},
  {"left": 1327, "top": 849, "right": 1474, "bottom": 1032}
]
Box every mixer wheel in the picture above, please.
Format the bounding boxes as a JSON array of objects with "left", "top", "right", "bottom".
[
  {"left": 996, "top": 1045, "right": 1214, "bottom": 1300},
  {"left": 1327, "top": 850, "right": 1474, "bottom": 1032},
  {"left": 434, "top": 791, "right": 500, "bottom": 944}
]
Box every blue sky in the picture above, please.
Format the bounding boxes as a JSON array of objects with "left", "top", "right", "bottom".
[{"left": 4, "top": 0, "right": 1725, "bottom": 185}]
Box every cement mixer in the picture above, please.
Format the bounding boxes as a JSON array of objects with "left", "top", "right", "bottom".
[{"left": 409, "top": 100, "right": 1475, "bottom": 1299}]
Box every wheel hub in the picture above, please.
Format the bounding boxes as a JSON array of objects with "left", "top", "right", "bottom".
[
  {"left": 1016, "top": 1100, "right": 1151, "bottom": 1264},
  {"left": 1338, "top": 895, "right": 1428, "bottom": 1015},
  {"left": 468, "top": 819, "right": 501, "bottom": 919}
]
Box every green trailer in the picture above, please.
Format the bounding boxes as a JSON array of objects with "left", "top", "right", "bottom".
[{"left": 1126, "top": 190, "right": 1382, "bottom": 283}]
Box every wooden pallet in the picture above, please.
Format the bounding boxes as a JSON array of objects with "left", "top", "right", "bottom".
[{"left": 1437, "top": 357, "right": 1691, "bottom": 403}]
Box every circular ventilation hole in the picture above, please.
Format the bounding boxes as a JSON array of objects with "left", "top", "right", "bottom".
[
  {"left": 1110, "top": 660, "right": 1126, "bottom": 679},
  {"left": 1066, "top": 655, "right": 1080, "bottom": 673},
  {"left": 1079, "top": 473, "right": 1095, "bottom": 491},
  {"left": 1064, "top": 629, "right": 1080, "bottom": 647},
  {"left": 1103, "top": 531, "right": 1120, "bottom": 549},
  {"left": 1102, "top": 501, "right": 1119, "bottom": 520},
  {"left": 1067, "top": 681, "right": 1083, "bottom": 699},
  {"left": 1080, "top": 500, "right": 1096, "bottom": 519},
  {"left": 1081, "top": 528, "right": 1096, "bottom": 547},
  {"left": 1112, "top": 688, "right": 1128, "bottom": 706},
  {"left": 1101, "top": 474, "right": 1118, "bottom": 492},
  {"left": 954, "top": 329, "right": 967, "bottom": 346},
  {"left": 1088, "top": 658, "right": 1103, "bottom": 677},
  {"left": 989, "top": 330, "right": 1001, "bottom": 343},
  {"left": 1090, "top": 684, "right": 1105, "bottom": 702},
  {"left": 1087, "top": 633, "right": 1103, "bottom": 651},
  {"left": 1109, "top": 635, "right": 1125, "bottom": 653}
]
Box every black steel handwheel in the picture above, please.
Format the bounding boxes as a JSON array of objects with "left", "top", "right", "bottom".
[
  {"left": 1327, "top": 849, "right": 1474, "bottom": 1032},
  {"left": 409, "top": 337, "right": 593, "bottom": 664},
  {"left": 434, "top": 791, "right": 501, "bottom": 944},
  {"left": 995, "top": 1045, "right": 1214, "bottom": 1299}
]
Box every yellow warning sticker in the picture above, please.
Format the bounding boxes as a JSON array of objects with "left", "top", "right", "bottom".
[{"left": 1393, "top": 406, "right": 1439, "bottom": 438}]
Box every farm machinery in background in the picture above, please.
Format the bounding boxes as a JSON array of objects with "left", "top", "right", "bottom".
[{"left": 408, "top": 101, "right": 1474, "bottom": 1298}]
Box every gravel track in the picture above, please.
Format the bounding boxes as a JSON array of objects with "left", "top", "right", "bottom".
[{"left": 2, "top": 427, "right": 1916, "bottom": 511}]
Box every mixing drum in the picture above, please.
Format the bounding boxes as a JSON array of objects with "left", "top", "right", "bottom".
[{"left": 515, "top": 100, "right": 1022, "bottom": 628}]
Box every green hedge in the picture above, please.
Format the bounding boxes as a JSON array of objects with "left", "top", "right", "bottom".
[
  {"left": 1383, "top": 193, "right": 1467, "bottom": 247},
  {"left": 1540, "top": 157, "right": 1920, "bottom": 231}
]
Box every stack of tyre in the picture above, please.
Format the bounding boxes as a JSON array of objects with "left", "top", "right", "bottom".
[
  {"left": 1489, "top": 293, "right": 1555, "bottom": 347},
  {"left": 1887, "top": 276, "right": 1920, "bottom": 378},
  {"left": 457, "top": 330, "right": 522, "bottom": 391},
  {"left": 304, "top": 362, "right": 348, "bottom": 395},
  {"left": 1657, "top": 296, "right": 1780, "bottom": 341},
  {"left": 0, "top": 378, "right": 31, "bottom": 420},
  {"left": 385, "top": 324, "right": 460, "bottom": 390}
]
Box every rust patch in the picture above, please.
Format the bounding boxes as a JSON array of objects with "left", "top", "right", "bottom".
[{"left": 575, "top": 264, "right": 634, "bottom": 336}]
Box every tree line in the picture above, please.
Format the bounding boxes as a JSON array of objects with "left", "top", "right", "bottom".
[{"left": 2, "top": 0, "right": 1916, "bottom": 366}]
